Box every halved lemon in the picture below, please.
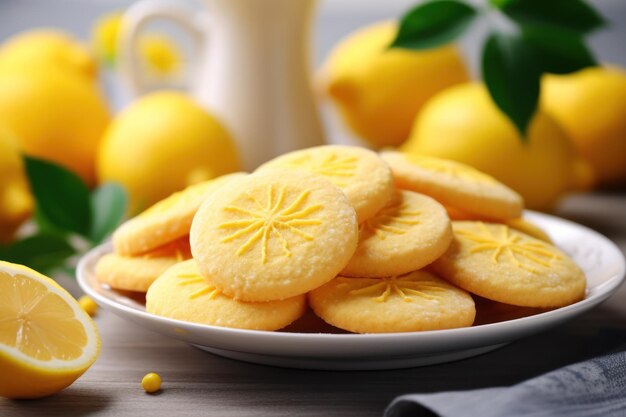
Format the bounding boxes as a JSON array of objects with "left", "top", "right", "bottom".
[{"left": 0, "top": 261, "right": 100, "bottom": 399}]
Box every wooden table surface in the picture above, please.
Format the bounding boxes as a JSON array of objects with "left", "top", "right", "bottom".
[{"left": 2, "top": 192, "right": 625, "bottom": 417}]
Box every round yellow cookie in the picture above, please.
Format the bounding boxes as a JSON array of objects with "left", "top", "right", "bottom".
[
  {"left": 309, "top": 271, "right": 475, "bottom": 333},
  {"left": 146, "top": 260, "right": 307, "bottom": 331},
  {"left": 341, "top": 190, "right": 452, "bottom": 277},
  {"left": 445, "top": 207, "right": 552, "bottom": 243},
  {"left": 444, "top": 205, "right": 482, "bottom": 221},
  {"left": 190, "top": 170, "right": 359, "bottom": 301},
  {"left": 432, "top": 221, "right": 586, "bottom": 308},
  {"left": 113, "top": 172, "right": 245, "bottom": 256},
  {"left": 256, "top": 145, "right": 394, "bottom": 222},
  {"left": 96, "top": 236, "right": 192, "bottom": 292},
  {"left": 505, "top": 218, "right": 552, "bottom": 244},
  {"left": 380, "top": 151, "right": 523, "bottom": 220}
]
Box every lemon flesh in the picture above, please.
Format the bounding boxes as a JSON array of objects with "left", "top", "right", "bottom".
[{"left": 0, "top": 262, "right": 100, "bottom": 399}]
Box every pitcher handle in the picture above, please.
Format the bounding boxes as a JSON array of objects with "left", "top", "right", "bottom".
[{"left": 117, "top": 0, "right": 209, "bottom": 96}]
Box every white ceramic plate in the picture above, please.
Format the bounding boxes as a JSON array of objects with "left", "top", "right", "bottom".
[{"left": 77, "top": 211, "right": 625, "bottom": 370}]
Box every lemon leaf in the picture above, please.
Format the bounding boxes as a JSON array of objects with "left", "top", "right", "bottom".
[
  {"left": 497, "top": 0, "right": 605, "bottom": 34},
  {"left": 34, "top": 207, "right": 68, "bottom": 238},
  {"left": 24, "top": 157, "right": 92, "bottom": 237},
  {"left": 90, "top": 182, "right": 128, "bottom": 244},
  {"left": 481, "top": 31, "right": 540, "bottom": 137},
  {"left": 522, "top": 25, "right": 596, "bottom": 75},
  {"left": 390, "top": 0, "right": 476, "bottom": 50},
  {"left": 488, "top": 0, "right": 511, "bottom": 7},
  {"left": 0, "top": 234, "right": 74, "bottom": 275}
]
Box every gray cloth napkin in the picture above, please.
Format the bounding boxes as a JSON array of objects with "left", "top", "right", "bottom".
[{"left": 385, "top": 348, "right": 626, "bottom": 417}]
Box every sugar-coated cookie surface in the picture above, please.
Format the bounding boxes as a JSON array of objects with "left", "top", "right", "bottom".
[
  {"left": 341, "top": 190, "right": 452, "bottom": 277},
  {"left": 103, "top": 145, "right": 588, "bottom": 334},
  {"left": 445, "top": 206, "right": 552, "bottom": 243},
  {"left": 309, "top": 271, "right": 475, "bottom": 333},
  {"left": 432, "top": 221, "right": 586, "bottom": 308},
  {"left": 190, "top": 170, "right": 359, "bottom": 302},
  {"left": 113, "top": 172, "right": 246, "bottom": 256},
  {"left": 96, "top": 254, "right": 179, "bottom": 293},
  {"left": 256, "top": 145, "right": 394, "bottom": 222},
  {"left": 96, "top": 236, "right": 192, "bottom": 292},
  {"left": 146, "top": 260, "right": 307, "bottom": 330},
  {"left": 504, "top": 218, "right": 552, "bottom": 243},
  {"left": 381, "top": 151, "right": 523, "bottom": 220}
]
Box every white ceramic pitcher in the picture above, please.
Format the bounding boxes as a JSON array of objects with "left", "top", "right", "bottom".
[{"left": 118, "top": 0, "right": 326, "bottom": 170}]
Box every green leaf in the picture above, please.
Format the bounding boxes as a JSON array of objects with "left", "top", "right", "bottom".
[
  {"left": 24, "top": 157, "right": 92, "bottom": 236},
  {"left": 0, "top": 234, "right": 75, "bottom": 275},
  {"left": 522, "top": 25, "right": 596, "bottom": 74},
  {"left": 489, "top": 0, "right": 512, "bottom": 7},
  {"left": 390, "top": 0, "right": 477, "bottom": 50},
  {"left": 481, "top": 31, "right": 540, "bottom": 137},
  {"left": 499, "top": 0, "right": 605, "bottom": 34},
  {"left": 34, "top": 207, "right": 68, "bottom": 238},
  {"left": 90, "top": 182, "right": 128, "bottom": 244}
]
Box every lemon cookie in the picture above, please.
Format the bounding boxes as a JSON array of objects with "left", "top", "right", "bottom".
[
  {"left": 146, "top": 260, "right": 307, "bottom": 330},
  {"left": 96, "top": 236, "right": 192, "bottom": 292},
  {"left": 309, "top": 271, "right": 475, "bottom": 333},
  {"left": 190, "top": 170, "right": 359, "bottom": 301},
  {"left": 444, "top": 205, "right": 482, "bottom": 221},
  {"left": 341, "top": 190, "right": 452, "bottom": 277},
  {"left": 256, "top": 145, "right": 394, "bottom": 222},
  {"left": 445, "top": 207, "right": 552, "bottom": 243},
  {"left": 432, "top": 221, "right": 585, "bottom": 308},
  {"left": 505, "top": 217, "right": 552, "bottom": 243},
  {"left": 113, "top": 172, "right": 245, "bottom": 255},
  {"left": 381, "top": 151, "right": 523, "bottom": 220}
]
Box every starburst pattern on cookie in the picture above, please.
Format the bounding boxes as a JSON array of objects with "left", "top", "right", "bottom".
[
  {"left": 361, "top": 200, "right": 420, "bottom": 239},
  {"left": 339, "top": 275, "right": 447, "bottom": 303},
  {"left": 218, "top": 185, "right": 322, "bottom": 264},
  {"left": 282, "top": 152, "right": 357, "bottom": 187},
  {"left": 177, "top": 273, "right": 221, "bottom": 300},
  {"left": 456, "top": 222, "right": 561, "bottom": 274}
]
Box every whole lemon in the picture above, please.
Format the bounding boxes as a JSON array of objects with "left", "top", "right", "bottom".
[
  {"left": 0, "top": 66, "right": 110, "bottom": 186},
  {"left": 319, "top": 21, "right": 469, "bottom": 147},
  {"left": 0, "top": 29, "right": 96, "bottom": 81},
  {"left": 97, "top": 92, "right": 241, "bottom": 214},
  {"left": 542, "top": 66, "right": 626, "bottom": 185},
  {"left": 402, "top": 83, "right": 592, "bottom": 210},
  {"left": 0, "top": 125, "right": 33, "bottom": 243}
]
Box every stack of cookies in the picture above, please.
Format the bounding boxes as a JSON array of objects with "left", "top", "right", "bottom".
[
  {"left": 95, "top": 173, "right": 244, "bottom": 292},
  {"left": 96, "top": 145, "right": 586, "bottom": 333}
]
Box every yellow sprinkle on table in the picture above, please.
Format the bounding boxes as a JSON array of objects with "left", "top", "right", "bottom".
[
  {"left": 78, "top": 295, "right": 98, "bottom": 317},
  {"left": 141, "top": 373, "right": 162, "bottom": 393}
]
